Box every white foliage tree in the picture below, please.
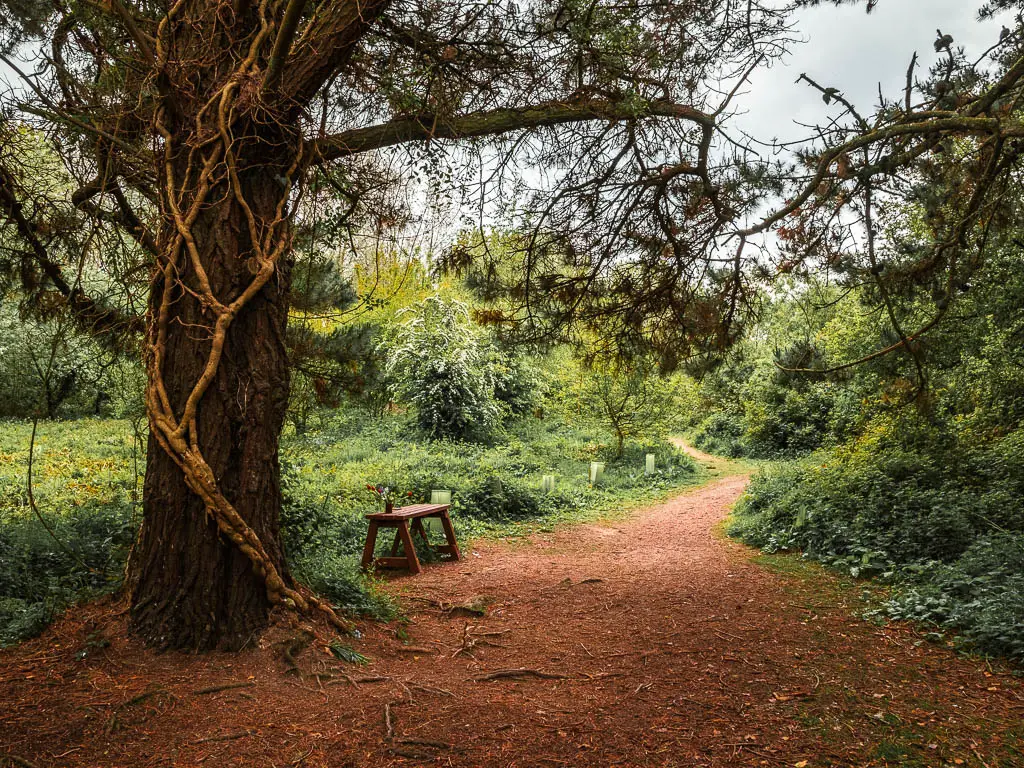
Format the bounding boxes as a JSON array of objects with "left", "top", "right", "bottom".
[{"left": 383, "top": 296, "right": 501, "bottom": 440}]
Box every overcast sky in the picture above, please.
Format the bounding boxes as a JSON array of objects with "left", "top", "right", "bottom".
[{"left": 732, "top": 1, "right": 1006, "bottom": 145}]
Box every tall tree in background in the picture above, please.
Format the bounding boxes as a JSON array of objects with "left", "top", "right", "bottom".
[{"left": 752, "top": 0, "right": 1024, "bottom": 396}]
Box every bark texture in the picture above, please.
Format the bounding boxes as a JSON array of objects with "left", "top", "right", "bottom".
[{"left": 128, "top": 132, "right": 294, "bottom": 650}]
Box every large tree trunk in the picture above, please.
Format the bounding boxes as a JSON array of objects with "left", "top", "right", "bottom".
[{"left": 127, "top": 128, "right": 295, "bottom": 650}]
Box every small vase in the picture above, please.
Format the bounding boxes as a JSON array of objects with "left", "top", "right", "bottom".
[{"left": 384, "top": 500, "right": 394, "bottom": 514}]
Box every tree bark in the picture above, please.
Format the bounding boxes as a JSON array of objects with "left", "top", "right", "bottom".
[{"left": 127, "top": 131, "right": 294, "bottom": 650}]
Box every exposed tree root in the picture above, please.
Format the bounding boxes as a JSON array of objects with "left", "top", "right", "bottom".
[
  {"left": 381, "top": 700, "right": 454, "bottom": 759},
  {"left": 275, "top": 630, "right": 315, "bottom": 676},
  {"left": 408, "top": 681, "right": 455, "bottom": 698},
  {"left": 325, "top": 674, "right": 392, "bottom": 687},
  {"left": 452, "top": 623, "right": 509, "bottom": 658},
  {"left": 105, "top": 687, "right": 175, "bottom": 734},
  {"left": 116, "top": 688, "right": 169, "bottom": 709}
]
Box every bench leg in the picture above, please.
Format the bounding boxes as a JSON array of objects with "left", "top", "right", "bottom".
[
  {"left": 411, "top": 517, "right": 430, "bottom": 545},
  {"left": 390, "top": 529, "right": 404, "bottom": 556},
  {"left": 361, "top": 521, "right": 380, "bottom": 571},
  {"left": 439, "top": 512, "right": 461, "bottom": 561},
  {"left": 396, "top": 521, "right": 421, "bottom": 574}
]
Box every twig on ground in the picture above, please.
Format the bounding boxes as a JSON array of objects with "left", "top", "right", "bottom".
[
  {"left": 713, "top": 629, "right": 745, "bottom": 642},
  {"left": 286, "top": 680, "right": 327, "bottom": 700},
  {"left": 116, "top": 688, "right": 168, "bottom": 709},
  {"left": 452, "top": 623, "right": 508, "bottom": 658},
  {"left": 395, "top": 737, "right": 452, "bottom": 749},
  {"left": 326, "top": 674, "right": 392, "bottom": 687},
  {"left": 193, "top": 730, "right": 254, "bottom": 744},
  {"left": 579, "top": 671, "right": 624, "bottom": 681},
  {"left": 384, "top": 702, "right": 396, "bottom": 740},
  {"left": 474, "top": 668, "right": 568, "bottom": 681},
  {"left": 408, "top": 681, "right": 454, "bottom": 697},
  {"left": 382, "top": 700, "right": 452, "bottom": 755},
  {"left": 291, "top": 745, "right": 315, "bottom": 765},
  {"left": 193, "top": 681, "right": 256, "bottom": 695},
  {"left": 106, "top": 687, "right": 174, "bottom": 734}
]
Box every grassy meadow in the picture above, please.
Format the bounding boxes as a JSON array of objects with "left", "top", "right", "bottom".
[{"left": 0, "top": 410, "right": 701, "bottom": 645}]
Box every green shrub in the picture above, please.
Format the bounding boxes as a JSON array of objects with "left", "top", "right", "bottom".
[
  {"left": 489, "top": 352, "right": 541, "bottom": 417},
  {"left": 731, "top": 421, "right": 1024, "bottom": 660},
  {"left": 383, "top": 296, "right": 501, "bottom": 441},
  {"left": 691, "top": 380, "right": 857, "bottom": 460},
  {"left": 453, "top": 469, "right": 544, "bottom": 521},
  {"left": 279, "top": 454, "right": 397, "bottom": 619},
  {"left": 743, "top": 383, "right": 841, "bottom": 457},
  {"left": 0, "top": 501, "right": 134, "bottom": 646},
  {"left": 887, "top": 535, "right": 1024, "bottom": 660},
  {"left": 290, "top": 551, "right": 398, "bottom": 621},
  {"left": 0, "top": 597, "right": 51, "bottom": 646},
  {"left": 692, "top": 411, "right": 749, "bottom": 457}
]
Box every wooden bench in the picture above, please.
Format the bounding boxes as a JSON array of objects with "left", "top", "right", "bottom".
[{"left": 360, "top": 503, "right": 461, "bottom": 575}]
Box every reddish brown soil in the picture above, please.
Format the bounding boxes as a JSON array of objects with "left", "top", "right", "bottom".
[{"left": 1, "top": 471, "right": 1021, "bottom": 768}]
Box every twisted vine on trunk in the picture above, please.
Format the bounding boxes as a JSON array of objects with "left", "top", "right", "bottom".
[{"left": 127, "top": 8, "right": 357, "bottom": 647}]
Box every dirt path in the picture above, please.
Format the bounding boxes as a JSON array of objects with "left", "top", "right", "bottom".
[
  {"left": 1, "top": 459, "right": 1021, "bottom": 767},
  {"left": 669, "top": 436, "right": 721, "bottom": 466}
]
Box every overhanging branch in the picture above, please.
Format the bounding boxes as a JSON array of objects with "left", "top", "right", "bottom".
[
  {"left": 0, "top": 165, "right": 145, "bottom": 338},
  {"left": 309, "top": 98, "right": 714, "bottom": 164},
  {"left": 72, "top": 176, "right": 159, "bottom": 256}
]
